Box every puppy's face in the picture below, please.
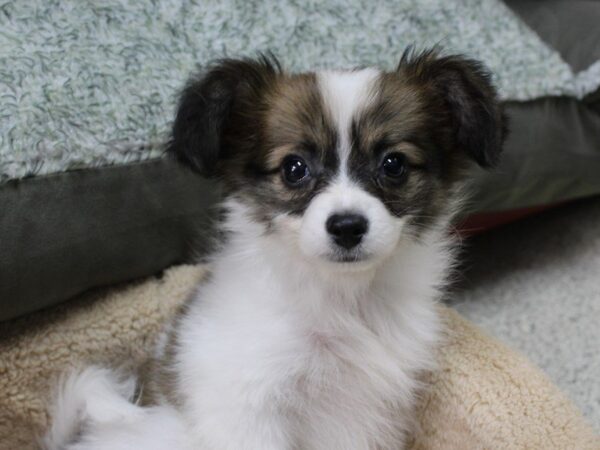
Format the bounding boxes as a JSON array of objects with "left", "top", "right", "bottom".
[{"left": 170, "top": 51, "right": 504, "bottom": 268}]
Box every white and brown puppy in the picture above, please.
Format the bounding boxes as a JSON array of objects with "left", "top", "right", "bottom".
[{"left": 45, "top": 49, "right": 505, "bottom": 450}]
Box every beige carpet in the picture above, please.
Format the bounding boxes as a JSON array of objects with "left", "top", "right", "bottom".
[{"left": 0, "top": 264, "right": 598, "bottom": 450}]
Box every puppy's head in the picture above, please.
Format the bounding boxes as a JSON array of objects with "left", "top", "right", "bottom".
[{"left": 169, "top": 50, "right": 505, "bottom": 269}]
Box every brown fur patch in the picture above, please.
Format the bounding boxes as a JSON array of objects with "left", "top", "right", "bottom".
[
  {"left": 355, "top": 72, "right": 429, "bottom": 157},
  {"left": 138, "top": 301, "right": 190, "bottom": 408},
  {"left": 221, "top": 71, "right": 340, "bottom": 219},
  {"left": 263, "top": 73, "right": 338, "bottom": 168}
]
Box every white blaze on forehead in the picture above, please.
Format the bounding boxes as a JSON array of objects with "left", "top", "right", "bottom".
[{"left": 317, "top": 69, "right": 380, "bottom": 175}]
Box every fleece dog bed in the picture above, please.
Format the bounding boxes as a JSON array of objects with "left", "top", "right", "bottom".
[
  {"left": 0, "top": 264, "right": 598, "bottom": 450},
  {"left": 2, "top": 0, "right": 600, "bottom": 321}
]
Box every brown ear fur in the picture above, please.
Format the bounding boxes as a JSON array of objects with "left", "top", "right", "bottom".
[
  {"left": 168, "top": 54, "right": 281, "bottom": 176},
  {"left": 398, "top": 48, "right": 507, "bottom": 168}
]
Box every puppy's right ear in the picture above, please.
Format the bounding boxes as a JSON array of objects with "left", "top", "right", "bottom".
[{"left": 168, "top": 55, "right": 281, "bottom": 176}]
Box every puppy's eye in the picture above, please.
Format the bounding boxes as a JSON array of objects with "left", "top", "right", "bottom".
[
  {"left": 282, "top": 155, "right": 311, "bottom": 186},
  {"left": 381, "top": 153, "right": 407, "bottom": 180}
]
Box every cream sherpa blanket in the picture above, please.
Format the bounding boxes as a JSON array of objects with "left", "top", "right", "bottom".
[{"left": 0, "top": 265, "right": 598, "bottom": 450}]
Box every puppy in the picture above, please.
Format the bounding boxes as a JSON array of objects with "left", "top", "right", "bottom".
[{"left": 45, "top": 49, "right": 504, "bottom": 450}]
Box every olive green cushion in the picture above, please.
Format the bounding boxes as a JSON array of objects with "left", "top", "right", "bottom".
[
  {"left": 505, "top": 0, "right": 600, "bottom": 74},
  {"left": 471, "top": 99, "right": 600, "bottom": 213},
  {"left": 0, "top": 159, "right": 218, "bottom": 321}
]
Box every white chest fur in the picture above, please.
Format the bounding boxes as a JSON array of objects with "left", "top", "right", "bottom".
[{"left": 166, "top": 224, "right": 450, "bottom": 450}]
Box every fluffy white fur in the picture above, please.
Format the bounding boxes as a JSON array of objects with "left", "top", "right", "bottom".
[
  {"left": 317, "top": 69, "right": 379, "bottom": 172},
  {"left": 172, "top": 199, "right": 451, "bottom": 450},
  {"left": 43, "top": 367, "right": 192, "bottom": 450},
  {"left": 45, "top": 70, "right": 459, "bottom": 450}
]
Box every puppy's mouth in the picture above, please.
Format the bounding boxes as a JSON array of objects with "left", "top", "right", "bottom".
[{"left": 327, "top": 249, "right": 370, "bottom": 264}]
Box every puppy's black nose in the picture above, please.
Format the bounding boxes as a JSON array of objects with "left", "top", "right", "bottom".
[{"left": 326, "top": 213, "right": 369, "bottom": 250}]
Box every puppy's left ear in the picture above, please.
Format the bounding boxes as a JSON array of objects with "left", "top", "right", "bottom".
[
  {"left": 399, "top": 48, "right": 507, "bottom": 168},
  {"left": 167, "top": 55, "right": 281, "bottom": 176}
]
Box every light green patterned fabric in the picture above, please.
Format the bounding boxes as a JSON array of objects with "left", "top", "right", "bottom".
[{"left": 1, "top": 0, "right": 599, "bottom": 182}]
